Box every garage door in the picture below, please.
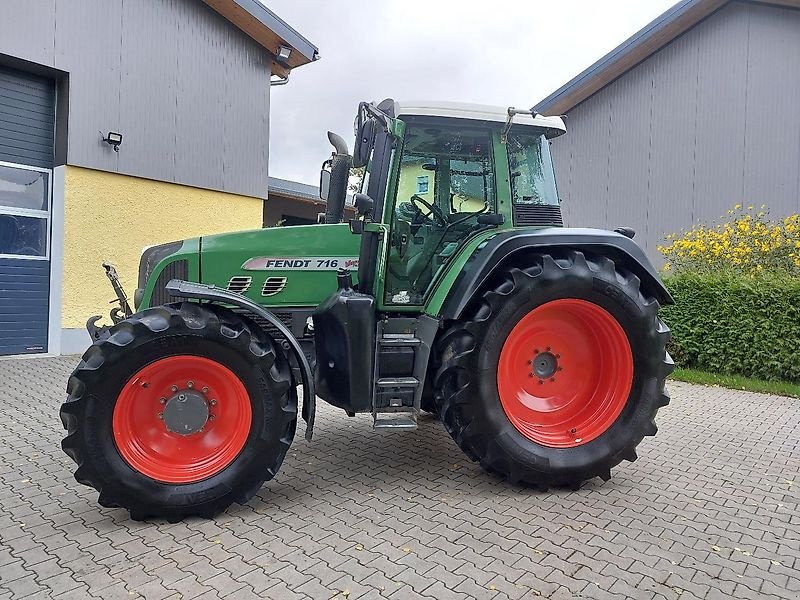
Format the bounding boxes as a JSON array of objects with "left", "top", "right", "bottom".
[{"left": 0, "top": 66, "right": 55, "bottom": 355}]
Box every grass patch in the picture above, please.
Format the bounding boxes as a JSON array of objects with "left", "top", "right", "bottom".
[{"left": 671, "top": 368, "right": 800, "bottom": 398}]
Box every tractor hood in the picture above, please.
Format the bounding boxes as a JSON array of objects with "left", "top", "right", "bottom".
[{"left": 199, "top": 224, "right": 360, "bottom": 308}]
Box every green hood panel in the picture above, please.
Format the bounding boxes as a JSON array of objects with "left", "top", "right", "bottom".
[{"left": 200, "top": 224, "right": 360, "bottom": 307}]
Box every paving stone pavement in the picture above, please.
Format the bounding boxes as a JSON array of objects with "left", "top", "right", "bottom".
[{"left": 0, "top": 355, "right": 798, "bottom": 600}]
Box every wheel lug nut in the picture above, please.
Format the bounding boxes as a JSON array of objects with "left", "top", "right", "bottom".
[
  {"left": 556, "top": 354, "right": 561, "bottom": 359},
  {"left": 202, "top": 386, "right": 209, "bottom": 394},
  {"left": 208, "top": 414, "right": 215, "bottom": 421},
  {"left": 534, "top": 348, "right": 540, "bottom": 354},
  {"left": 570, "top": 428, "right": 577, "bottom": 434},
  {"left": 171, "top": 385, "right": 178, "bottom": 392},
  {"left": 558, "top": 367, "right": 563, "bottom": 372},
  {"left": 210, "top": 399, "right": 217, "bottom": 406},
  {"left": 187, "top": 381, "right": 194, "bottom": 388},
  {"left": 546, "top": 346, "right": 551, "bottom": 352},
  {"left": 159, "top": 397, "right": 166, "bottom": 404},
  {"left": 550, "top": 378, "right": 556, "bottom": 383},
  {"left": 157, "top": 412, "right": 163, "bottom": 419},
  {"left": 538, "top": 380, "right": 544, "bottom": 385}
]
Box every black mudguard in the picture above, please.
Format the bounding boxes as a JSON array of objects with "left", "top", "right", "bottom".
[
  {"left": 440, "top": 227, "right": 673, "bottom": 320},
  {"left": 165, "top": 280, "right": 316, "bottom": 440}
]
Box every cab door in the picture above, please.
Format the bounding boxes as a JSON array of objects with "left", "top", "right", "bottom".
[{"left": 379, "top": 119, "right": 498, "bottom": 308}]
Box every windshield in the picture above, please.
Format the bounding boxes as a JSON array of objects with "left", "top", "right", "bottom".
[{"left": 506, "top": 131, "right": 559, "bottom": 206}]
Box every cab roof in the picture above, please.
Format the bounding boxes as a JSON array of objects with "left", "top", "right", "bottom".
[{"left": 389, "top": 100, "right": 567, "bottom": 138}]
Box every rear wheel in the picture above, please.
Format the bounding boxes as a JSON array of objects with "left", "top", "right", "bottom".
[
  {"left": 60, "top": 303, "right": 296, "bottom": 521},
  {"left": 434, "top": 251, "right": 673, "bottom": 489}
]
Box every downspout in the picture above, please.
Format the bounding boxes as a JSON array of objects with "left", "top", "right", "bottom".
[{"left": 270, "top": 72, "right": 290, "bottom": 86}]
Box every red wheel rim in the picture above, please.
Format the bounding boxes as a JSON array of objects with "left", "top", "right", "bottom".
[
  {"left": 112, "top": 356, "right": 252, "bottom": 483},
  {"left": 497, "top": 299, "right": 633, "bottom": 448}
]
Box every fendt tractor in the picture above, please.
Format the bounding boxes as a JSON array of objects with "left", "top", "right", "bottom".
[{"left": 60, "top": 100, "right": 674, "bottom": 521}]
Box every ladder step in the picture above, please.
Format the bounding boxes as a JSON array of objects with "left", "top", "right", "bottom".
[
  {"left": 379, "top": 335, "right": 421, "bottom": 347},
  {"left": 373, "top": 414, "right": 418, "bottom": 430},
  {"left": 376, "top": 377, "right": 419, "bottom": 388}
]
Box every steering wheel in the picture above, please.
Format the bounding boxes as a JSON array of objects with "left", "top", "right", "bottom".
[{"left": 410, "top": 194, "right": 448, "bottom": 227}]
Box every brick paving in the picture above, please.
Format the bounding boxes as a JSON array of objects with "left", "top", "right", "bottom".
[{"left": 0, "top": 355, "right": 798, "bottom": 600}]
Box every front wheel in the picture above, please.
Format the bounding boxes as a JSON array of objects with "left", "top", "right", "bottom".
[
  {"left": 434, "top": 251, "right": 674, "bottom": 489},
  {"left": 60, "top": 303, "right": 296, "bottom": 521}
]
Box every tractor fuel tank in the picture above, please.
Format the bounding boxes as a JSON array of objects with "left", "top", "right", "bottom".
[{"left": 312, "top": 271, "right": 374, "bottom": 413}]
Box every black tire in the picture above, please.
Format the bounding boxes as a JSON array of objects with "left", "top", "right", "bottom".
[
  {"left": 433, "top": 250, "right": 674, "bottom": 489},
  {"left": 60, "top": 302, "right": 296, "bottom": 521}
]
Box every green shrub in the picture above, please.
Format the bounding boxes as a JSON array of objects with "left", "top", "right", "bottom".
[{"left": 662, "top": 272, "right": 800, "bottom": 383}]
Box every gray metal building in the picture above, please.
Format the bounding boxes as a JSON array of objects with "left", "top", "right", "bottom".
[
  {"left": 535, "top": 0, "right": 800, "bottom": 262},
  {"left": 0, "top": 0, "right": 317, "bottom": 356}
]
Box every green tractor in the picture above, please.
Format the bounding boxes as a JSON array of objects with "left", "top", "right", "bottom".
[{"left": 60, "top": 100, "right": 674, "bottom": 521}]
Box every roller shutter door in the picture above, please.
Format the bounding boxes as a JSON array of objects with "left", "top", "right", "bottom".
[{"left": 0, "top": 65, "right": 55, "bottom": 355}]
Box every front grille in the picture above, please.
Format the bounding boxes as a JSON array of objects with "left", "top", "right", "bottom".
[
  {"left": 150, "top": 259, "right": 188, "bottom": 306},
  {"left": 513, "top": 204, "right": 563, "bottom": 227},
  {"left": 262, "top": 276, "right": 287, "bottom": 296},
  {"left": 227, "top": 276, "right": 252, "bottom": 294},
  {"left": 138, "top": 241, "right": 182, "bottom": 289}
]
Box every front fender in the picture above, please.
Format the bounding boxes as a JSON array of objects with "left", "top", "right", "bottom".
[{"left": 438, "top": 228, "right": 672, "bottom": 320}]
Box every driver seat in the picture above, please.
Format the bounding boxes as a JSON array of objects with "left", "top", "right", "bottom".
[{"left": 405, "top": 224, "right": 443, "bottom": 291}]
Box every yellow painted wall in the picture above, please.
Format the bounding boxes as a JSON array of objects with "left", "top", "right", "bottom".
[
  {"left": 397, "top": 163, "right": 434, "bottom": 206},
  {"left": 395, "top": 162, "right": 486, "bottom": 213},
  {"left": 62, "top": 166, "right": 263, "bottom": 328}
]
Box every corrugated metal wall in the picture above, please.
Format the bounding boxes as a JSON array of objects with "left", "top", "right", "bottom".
[
  {"left": 0, "top": 0, "right": 271, "bottom": 199},
  {"left": 550, "top": 1, "right": 800, "bottom": 262}
]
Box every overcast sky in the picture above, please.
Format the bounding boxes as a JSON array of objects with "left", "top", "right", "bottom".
[{"left": 265, "top": 0, "right": 677, "bottom": 184}]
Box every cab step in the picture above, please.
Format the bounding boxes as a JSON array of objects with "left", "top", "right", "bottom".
[
  {"left": 376, "top": 377, "right": 419, "bottom": 388},
  {"left": 378, "top": 335, "right": 421, "bottom": 347},
  {"left": 373, "top": 413, "right": 418, "bottom": 430}
]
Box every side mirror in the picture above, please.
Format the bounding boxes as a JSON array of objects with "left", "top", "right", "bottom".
[
  {"left": 353, "top": 119, "right": 376, "bottom": 168},
  {"left": 319, "top": 166, "right": 331, "bottom": 201}
]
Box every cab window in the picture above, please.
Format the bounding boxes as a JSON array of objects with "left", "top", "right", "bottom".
[{"left": 507, "top": 132, "right": 558, "bottom": 206}]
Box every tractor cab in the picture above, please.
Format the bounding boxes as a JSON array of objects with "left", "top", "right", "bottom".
[{"left": 321, "top": 100, "right": 567, "bottom": 305}]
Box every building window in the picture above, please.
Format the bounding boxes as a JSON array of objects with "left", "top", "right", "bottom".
[
  {"left": 416, "top": 175, "right": 429, "bottom": 195},
  {"left": 0, "top": 163, "right": 51, "bottom": 259}
]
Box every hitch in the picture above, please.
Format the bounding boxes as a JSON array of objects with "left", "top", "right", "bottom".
[
  {"left": 103, "top": 262, "right": 133, "bottom": 323},
  {"left": 86, "top": 262, "right": 134, "bottom": 341}
]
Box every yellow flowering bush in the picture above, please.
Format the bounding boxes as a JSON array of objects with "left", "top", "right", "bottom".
[
  {"left": 659, "top": 205, "right": 800, "bottom": 382},
  {"left": 658, "top": 205, "right": 800, "bottom": 276}
]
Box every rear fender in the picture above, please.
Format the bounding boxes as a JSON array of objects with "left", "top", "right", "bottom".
[{"left": 439, "top": 228, "right": 672, "bottom": 320}]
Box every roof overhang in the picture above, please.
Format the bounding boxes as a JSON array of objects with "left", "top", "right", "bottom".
[
  {"left": 200, "top": 0, "right": 319, "bottom": 77},
  {"left": 534, "top": 0, "right": 800, "bottom": 115}
]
